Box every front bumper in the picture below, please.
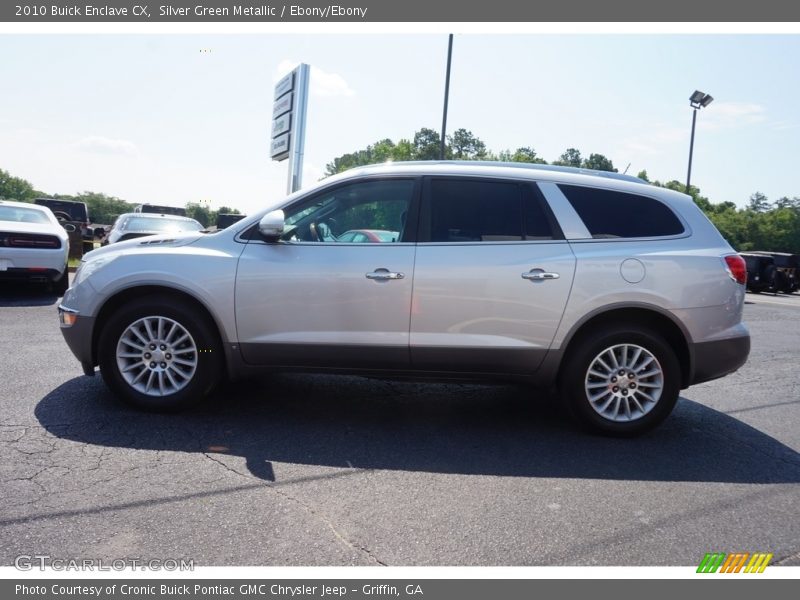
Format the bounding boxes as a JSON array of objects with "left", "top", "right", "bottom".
[
  {"left": 690, "top": 333, "right": 751, "bottom": 385},
  {"left": 58, "top": 307, "right": 96, "bottom": 376}
]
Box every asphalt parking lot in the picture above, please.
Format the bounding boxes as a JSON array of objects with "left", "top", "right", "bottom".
[{"left": 0, "top": 278, "right": 798, "bottom": 567}]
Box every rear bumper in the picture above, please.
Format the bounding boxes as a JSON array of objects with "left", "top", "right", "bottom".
[
  {"left": 0, "top": 267, "right": 63, "bottom": 283},
  {"left": 690, "top": 334, "right": 750, "bottom": 385}
]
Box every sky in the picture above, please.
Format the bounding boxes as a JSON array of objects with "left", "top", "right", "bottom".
[{"left": 0, "top": 34, "right": 798, "bottom": 216}]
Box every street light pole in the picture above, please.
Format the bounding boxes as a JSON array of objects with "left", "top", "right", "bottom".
[
  {"left": 686, "top": 107, "right": 698, "bottom": 192},
  {"left": 440, "top": 34, "right": 453, "bottom": 161},
  {"left": 686, "top": 90, "right": 713, "bottom": 193}
]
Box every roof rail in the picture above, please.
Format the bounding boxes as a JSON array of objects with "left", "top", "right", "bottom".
[{"left": 357, "top": 160, "right": 648, "bottom": 184}]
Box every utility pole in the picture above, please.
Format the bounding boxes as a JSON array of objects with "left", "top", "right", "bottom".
[{"left": 440, "top": 34, "right": 453, "bottom": 160}]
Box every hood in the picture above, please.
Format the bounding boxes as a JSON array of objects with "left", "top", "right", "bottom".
[{"left": 84, "top": 231, "right": 205, "bottom": 261}]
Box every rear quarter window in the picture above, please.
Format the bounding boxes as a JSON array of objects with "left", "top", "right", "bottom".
[{"left": 558, "top": 184, "right": 684, "bottom": 238}]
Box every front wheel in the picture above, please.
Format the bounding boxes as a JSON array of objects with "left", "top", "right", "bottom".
[
  {"left": 560, "top": 327, "right": 681, "bottom": 436},
  {"left": 98, "top": 295, "right": 222, "bottom": 411}
]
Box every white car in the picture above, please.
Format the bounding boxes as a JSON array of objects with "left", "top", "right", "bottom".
[
  {"left": 0, "top": 199, "right": 70, "bottom": 294},
  {"left": 105, "top": 213, "right": 204, "bottom": 245}
]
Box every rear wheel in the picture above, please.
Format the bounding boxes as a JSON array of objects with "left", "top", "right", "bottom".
[
  {"left": 560, "top": 326, "right": 681, "bottom": 436},
  {"left": 98, "top": 295, "right": 222, "bottom": 411}
]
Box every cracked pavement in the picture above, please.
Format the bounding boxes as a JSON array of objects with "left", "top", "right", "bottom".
[{"left": 0, "top": 281, "right": 798, "bottom": 566}]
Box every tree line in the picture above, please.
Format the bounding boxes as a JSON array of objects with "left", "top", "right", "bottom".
[
  {"left": 4, "top": 127, "right": 799, "bottom": 253},
  {"left": 0, "top": 168, "right": 239, "bottom": 227},
  {"left": 324, "top": 127, "right": 800, "bottom": 254}
]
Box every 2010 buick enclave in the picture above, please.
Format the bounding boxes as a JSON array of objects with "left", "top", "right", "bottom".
[{"left": 58, "top": 162, "right": 750, "bottom": 435}]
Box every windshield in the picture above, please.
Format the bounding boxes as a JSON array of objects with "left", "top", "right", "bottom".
[
  {"left": 122, "top": 216, "right": 203, "bottom": 233},
  {"left": 0, "top": 206, "right": 51, "bottom": 224}
]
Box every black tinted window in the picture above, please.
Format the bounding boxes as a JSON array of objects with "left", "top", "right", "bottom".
[
  {"left": 428, "top": 180, "right": 522, "bottom": 242},
  {"left": 524, "top": 186, "right": 557, "bottom": 240},
  {"left": 559, "top": 184, "right": 684, "bottom": 238}
]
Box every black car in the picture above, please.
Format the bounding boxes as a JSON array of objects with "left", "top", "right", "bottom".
[
  {"left": 750, "top": 251, "right": 799, "bottom": 293},
  {"left": 215, "top": 213, "right": 246, "bottom": 229},
  {"left": 740, "top": 253, "right": 777, "bottom": 293},
  {"left": 34, "top": 198, "right": 94, "bottom": 255},
  {"left": 134, "top": 204, "right": 187, "bottom": 217}
]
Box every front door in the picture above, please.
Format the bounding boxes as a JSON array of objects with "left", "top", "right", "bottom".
[{"left": 235, "top": 178, "right": 419, "bottom": 369}]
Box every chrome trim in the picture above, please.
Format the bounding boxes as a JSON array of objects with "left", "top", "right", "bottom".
[
  {"left": 365, "top": 269, "right": 405, "bottom": 281},
  {"left": 522, "top": 271, "right": 560, "bottom": 281}
]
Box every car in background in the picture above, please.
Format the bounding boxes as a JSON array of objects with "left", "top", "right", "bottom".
[
  {"left": 337, "top": 229, "right": 400, "bottom": 243},
  {"left": 104, "top": 213, "right": 204, "bottom": 245},
  {"left": 0, "top": 200, "right": 70, "bottom": 294},
  {"left": 134, "top": 204, "right": 187, "bottom": 217},
  {"left": 215, "top": 213, "right": 246, "bottom": 229},
  {"left": 740, "top": 253, "right": 777, "bottom": 294},
  {"left": 750, "top": 251, "right": 799, "bottom": 294},
  {"left": 34, "top": 197, "right": 94, "bottom": 255}
]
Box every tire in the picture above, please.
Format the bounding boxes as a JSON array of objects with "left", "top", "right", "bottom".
[
  {"left": 98, "top": 295, "right": 222, "bottom": 411},
  {"left": 768, "top": 270, "right": 785, "bottom": 295},
  {"left": 559, "top": 326, "right": 681, "bottom": 436},
  {"left": 52, "top": 268, "right": 69, "bottom": 296}
]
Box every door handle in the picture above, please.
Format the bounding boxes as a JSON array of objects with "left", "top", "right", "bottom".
[
  {"left": 522, "top": 270, "right": 560, "bottom": 281},
  {"left": 366, "top": 268, "right": 405, "bottom": 281}
]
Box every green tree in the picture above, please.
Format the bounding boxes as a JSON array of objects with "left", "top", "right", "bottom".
[
  {"left": 392, "top": 139, "right": 414, "bottom": 162},
  {"left": 553, "top": 148, "right": 582, "bottom": 168},
  {"left": 748, "top": 192, "right": 770, "bottom": 213},
  {"left": 185, "top": 202, "right": 213, "bottom": 227},
  {"left": 0, "top": 168, "right": 36, "bottom": 202},
  {"left": 498, "top": 147, "right": 547, "bottom": 164},
  {"left": 216, "top": 206, "right": 241, "bottom": 215},
  {"left": 582, "top": 153, "right": 617, "bottom": 172},
  {"left": 413, "top": 128, "right": 442, "bottom": 160},
  {"left": 773, "top": 196, "right": 800, "bottom": 210},
  {"left": 69, "top": 191, "right": 134, "bottom": 224},
  {"left": 371, "top": 138, "right": 396, "bottom": 163},
  {"left": 325, "top": 127, "right": 491, "bottom": 175},
  {"left": 447, "top": 128, "right": 487, "bottom": 160}
]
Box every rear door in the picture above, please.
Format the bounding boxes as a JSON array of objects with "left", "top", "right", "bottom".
[{"left": 410, "top": 177, "right": 576, "bottom": 374}]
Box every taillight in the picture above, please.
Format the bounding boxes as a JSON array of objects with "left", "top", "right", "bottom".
[
  {"left": 724, "top": 254, "right": 747, "bottom": 285},
  {"left": 8, "top": 236, "right": 61, "bottom": 248}
]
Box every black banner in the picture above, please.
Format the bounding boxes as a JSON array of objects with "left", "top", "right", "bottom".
[
  {"left": 5, "top": 579, "right": 798, "bottom": 600},
  {"left": 3, "top": 0, "right": 800, "bottom": 22}
]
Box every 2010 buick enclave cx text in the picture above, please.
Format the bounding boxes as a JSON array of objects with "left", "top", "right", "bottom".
[{"left": 58, "top": 162, "right": 750, "bottom": 435}]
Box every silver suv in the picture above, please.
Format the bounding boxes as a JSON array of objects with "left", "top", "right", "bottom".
[{"left": 58, "top": 162, "right": 750, "bottom": 435}]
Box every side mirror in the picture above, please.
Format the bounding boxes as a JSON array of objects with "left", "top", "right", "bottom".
[{"left": 258, "top": 209, "right": 285, "bottom": 241}]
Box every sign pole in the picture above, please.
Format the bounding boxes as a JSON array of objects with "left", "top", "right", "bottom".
[
  {"left": 270, "top": 63, "right": 310, "bottom": 194},
  {"left": 287, "top": 63, "right": 310, "bottom": 194}
]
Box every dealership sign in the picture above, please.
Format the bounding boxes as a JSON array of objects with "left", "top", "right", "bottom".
[{"left": 270, "top": 64, "right": 309, "bottom": 195}]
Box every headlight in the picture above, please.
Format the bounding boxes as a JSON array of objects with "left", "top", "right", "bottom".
[{"left": 73, "top": 254, "right": 117, "bottom": 286}]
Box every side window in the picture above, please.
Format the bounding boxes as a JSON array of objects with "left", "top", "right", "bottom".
[
  {"left": 427, "top": 179, "right": 523, "bottom": 242},
  {"left": 558, "top": 184, "right": 685, "bottom": 238},
  {"left": 524, "top": 185, "right": 558, "bottom": 240},
  {"left": 282, "top": 179, "right": 414, "bottom": 243}
]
